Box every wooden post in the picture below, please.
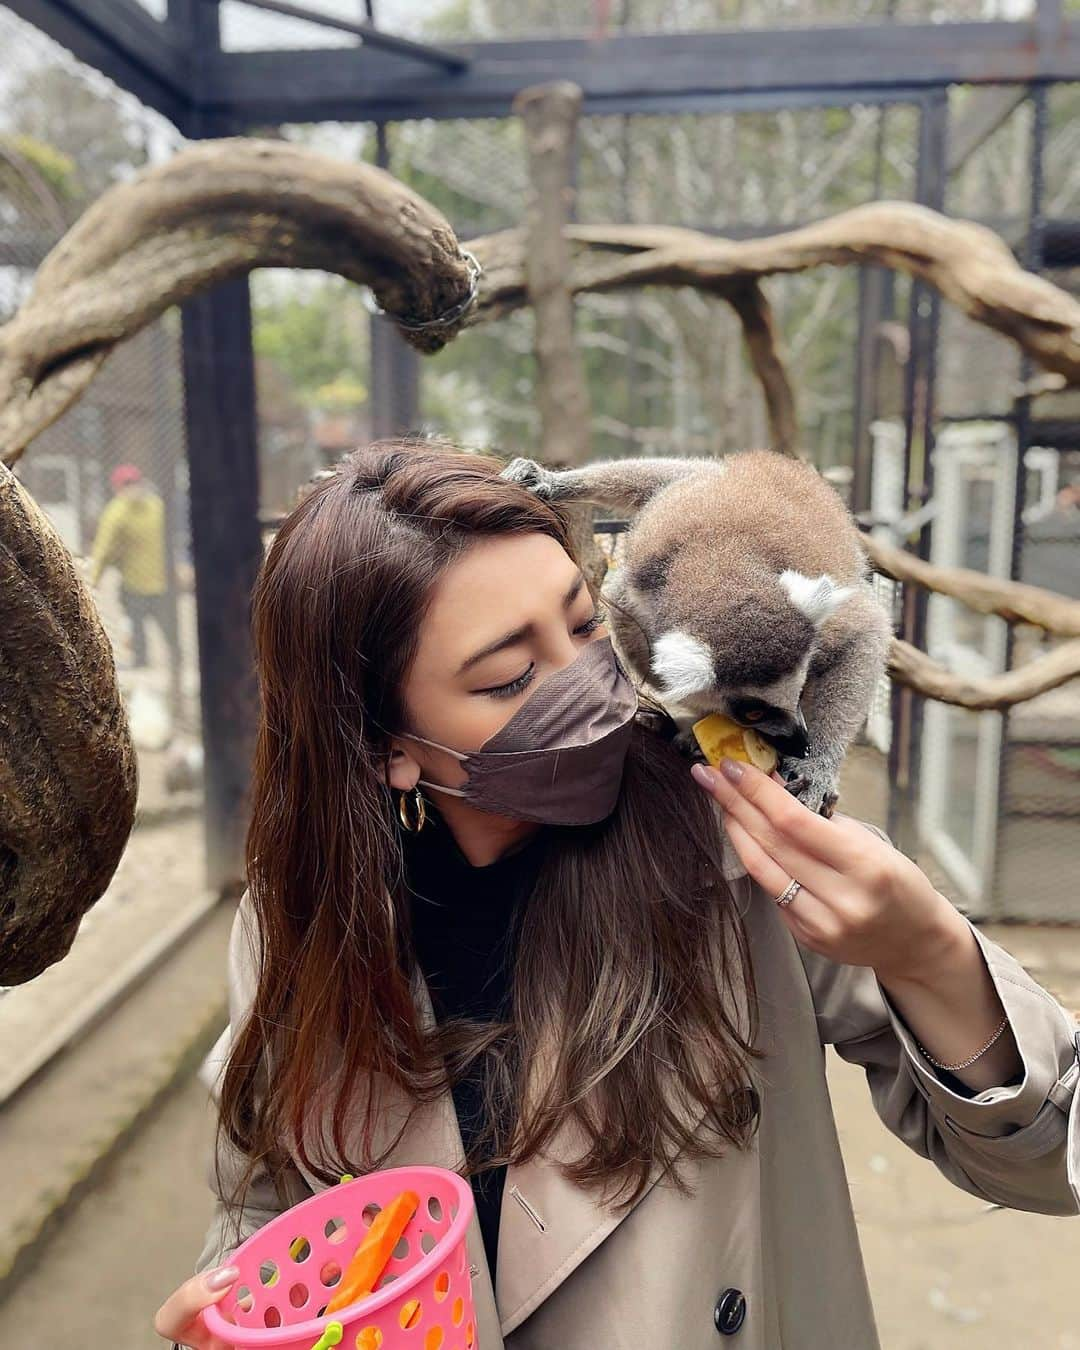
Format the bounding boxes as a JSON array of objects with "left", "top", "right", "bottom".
[{"left": 513, "top": 81, "right": 603, "bottom": 585}]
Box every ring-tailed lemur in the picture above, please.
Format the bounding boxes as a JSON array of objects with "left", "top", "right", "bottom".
[{"left": 500, "top": 450, "right": 892, "bottom": 818}]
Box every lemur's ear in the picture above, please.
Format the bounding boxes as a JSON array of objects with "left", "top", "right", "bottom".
[{"left": 779, "top": 571, "right": 855, "bottom": 625}]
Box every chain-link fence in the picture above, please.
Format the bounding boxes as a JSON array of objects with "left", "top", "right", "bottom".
[
  {"left": 909, "top": 83, "right": 1080, "bottom": 921},
  {"left": 0, "top": 7, "right": 207, "bottom": 1041},
  {"left": 0, "top": 3, "right": 199, "bottom": 764}
]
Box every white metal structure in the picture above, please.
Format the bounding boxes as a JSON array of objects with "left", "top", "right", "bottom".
[
  {"left": 918, "top": 421, "right": 1018, "bottom": 912},
  {"left": 865, "top": 419, "right": 907, "bottom": 756}
]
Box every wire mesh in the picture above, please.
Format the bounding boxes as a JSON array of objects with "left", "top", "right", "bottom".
[
  {"left": 0, "top": 3, "right": 198, "bottom": 723},
  {"left": 0, "top": 5, "right": 207, "bottom": 1026}
]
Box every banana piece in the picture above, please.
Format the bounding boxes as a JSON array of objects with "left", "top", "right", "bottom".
[{"left": 692, "top": 713, "right": 779, "bottom": 775}]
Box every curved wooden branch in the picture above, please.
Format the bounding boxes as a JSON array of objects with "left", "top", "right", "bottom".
[
  {"left": 726, "top": 279, "right": 800, "bottom": 458},
  {"left": 888, "top": 634, "right": 1080, "bottom": 711},
  {"left": 0, "top": 137, "right": 476, "bottom": 468},
  {"left": 862, "top": 532, "right": 1080, "bottom": 638},
  {"left": 466, "top": 226, "right": 802, "bottom": 454},
  {"left": 464, "top": 201, "right": 1080, "bottom": 386}
]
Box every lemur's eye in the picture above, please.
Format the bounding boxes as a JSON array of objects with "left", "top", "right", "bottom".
[{"left": 743, "top": 709, "right": 765, "bottom": 722}]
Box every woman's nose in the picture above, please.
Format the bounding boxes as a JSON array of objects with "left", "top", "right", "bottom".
[
  {"left": 537, "top": 633, "right": 579, "bottom": 677},
  {"left": 545, "top": 628, "right": 599, "bottom": 677}
]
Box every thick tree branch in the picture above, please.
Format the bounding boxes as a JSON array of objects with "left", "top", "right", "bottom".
[
  {"left": 726, "top": 280, "right": 800, "bottom": 457},
  {"left": 0, "top": 461, "right": 138, "bottom": 983},
  {"left": 862, "top": 532, "right": 1080, "bottom": 637},
  {"left": 464, "top": 202, "right": 1080, "bottom": 386},
  {"left": 0, "top": 137, "right": 477, "bottom": 467},
  {"left": 888, "top": 635, "right": 1080, "bottom": 711}
]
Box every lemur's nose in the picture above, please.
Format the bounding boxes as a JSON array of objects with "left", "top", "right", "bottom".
[{"left": 771, "top": 714, "right": 809, "bottom": 759}]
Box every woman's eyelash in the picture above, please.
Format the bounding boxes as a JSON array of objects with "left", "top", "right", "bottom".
[
  {"left": 576, "top": 605, "right": 608, "bottom": 635},
  {"left": 487, "top": 667, "right": 535, "bottom": 700},
  {"left": 483, "top": 607, "right": 608, "bottom": 698}
]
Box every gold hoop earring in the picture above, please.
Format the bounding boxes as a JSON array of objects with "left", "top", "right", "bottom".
[{"left": 398, "top": 786, "right": 428, "bottom": 832}]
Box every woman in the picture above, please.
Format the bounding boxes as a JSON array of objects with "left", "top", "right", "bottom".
[{"left": 155, "top": 441, "right": 1080, "bottom": 1350}]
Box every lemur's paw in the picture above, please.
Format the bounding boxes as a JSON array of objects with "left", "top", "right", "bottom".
[
  {"left": 672, "top": 727, "right": 709, "bottom": 765},
  {"left": 779, "top": 758, "right": 839, "bottom": 818},
  {"left": 500, "top": 457, "right": 561, "bottom": 500}
]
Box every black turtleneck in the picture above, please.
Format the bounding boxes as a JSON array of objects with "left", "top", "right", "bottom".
[{"left": 400, "top": 808, "right": 551, "bottom": 1287}]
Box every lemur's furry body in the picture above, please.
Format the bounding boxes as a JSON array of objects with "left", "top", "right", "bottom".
[{"left": 501, "top": 450, "right": 893, "bottom": 817}]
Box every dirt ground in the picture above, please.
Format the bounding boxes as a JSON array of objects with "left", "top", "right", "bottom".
[{"left": 832, "top": 1049, "right": 1080, "bottom": 1350}]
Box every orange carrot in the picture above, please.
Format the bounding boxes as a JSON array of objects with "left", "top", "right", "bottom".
[{"left": 324, "top": 1189, "right": 420, "bottom": 1315}]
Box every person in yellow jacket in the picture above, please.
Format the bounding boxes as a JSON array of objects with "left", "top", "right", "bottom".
[{"left": 89, "top": 463, "right": 169, "bottom": 668}]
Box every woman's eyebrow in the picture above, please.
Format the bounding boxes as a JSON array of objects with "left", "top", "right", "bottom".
[{"left": 454, "top": 571, "right": 586, "bottom": 676}]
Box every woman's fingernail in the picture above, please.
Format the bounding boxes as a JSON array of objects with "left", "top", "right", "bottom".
[
  {"left": 691, "top": 762, "right": 717, "bottom": 789},
  {"left": 205, "top": 1265, "right": 240, "bottom": 1291},
  {"left": 718, "top": 757, "right": 744, "bottom": 783}
]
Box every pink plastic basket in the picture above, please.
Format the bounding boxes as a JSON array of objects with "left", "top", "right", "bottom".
[{"left": 201, "top": 1165, "right": 477, "bottom": 1350}]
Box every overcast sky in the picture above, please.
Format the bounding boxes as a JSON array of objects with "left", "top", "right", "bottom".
[{"left": 219, "top": 0, "right": 447, "bottom": 50}]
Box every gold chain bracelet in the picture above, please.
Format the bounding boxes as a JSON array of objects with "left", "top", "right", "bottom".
[{"left": 915, "top": 1013, "right": 1010, "bottom": 1072}]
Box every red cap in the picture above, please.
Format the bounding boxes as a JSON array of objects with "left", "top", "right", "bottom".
[{"left": 109, "top": 463, "right": 142, "bottom": 490}]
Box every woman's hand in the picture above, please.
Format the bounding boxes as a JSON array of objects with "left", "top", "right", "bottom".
[
  {"left": 153, "top": 1264, "right": 240, "bottom": 1348},
  {"left": 691, "top": 757, "right": 970, "bottom": 985}
]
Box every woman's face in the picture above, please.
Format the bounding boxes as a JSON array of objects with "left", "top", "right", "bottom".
[{"left": 387, "top": 532, "right": 610, "bottom": 796}]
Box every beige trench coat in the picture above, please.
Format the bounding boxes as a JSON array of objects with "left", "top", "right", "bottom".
[{"left": 192, "top": 819, "right": 1080, "bottom": 1349}]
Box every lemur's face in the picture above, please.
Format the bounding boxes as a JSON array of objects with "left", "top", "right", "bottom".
[
  {"left": 647, "top": 629, "right": 811, "bottom": 757},
  {"left": 720, "top": 681, "right": 810, "bottom": 758},
  {"left": 614, "top": 543, "right": 848, "bottom": 761}
]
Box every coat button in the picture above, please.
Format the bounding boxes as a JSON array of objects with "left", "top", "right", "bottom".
[{"left": 714, "top": 1287, "right": 747, "bottom": 1335}]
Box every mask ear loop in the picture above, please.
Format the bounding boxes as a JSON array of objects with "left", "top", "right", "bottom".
[
  {"left": 371, "top": 719, "right": 458, "bottom": 820},
  {"left": 395, "top": 730, "right": 470, "bottom": 798}
]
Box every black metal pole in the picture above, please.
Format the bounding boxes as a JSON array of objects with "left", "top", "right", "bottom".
[
  {"left": 219, "top": 0, "right": 468, "bottom": 70},
  {"left": 991, "top": 83, "right": 1048, "bottom": 906},
  {"left": 368, "top": 99, "right": 420, "bottom": 441},
  {"left": 175, "top": 0, "right": 264, "bottom": 893},
  {"left": 851, "top": 0, "right": 897, "bottom": 515}
]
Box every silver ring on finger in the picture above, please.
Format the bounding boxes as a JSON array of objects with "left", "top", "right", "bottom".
[{"left": 774, "top": 877, "right": 802, "bottom": 907}]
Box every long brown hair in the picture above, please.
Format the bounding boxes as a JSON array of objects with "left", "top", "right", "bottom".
[{"left": 215, "top": 438, "right": 763, "bottom": 1237}]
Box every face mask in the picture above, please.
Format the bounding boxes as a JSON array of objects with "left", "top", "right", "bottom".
[{"left": 395, "top": 635, "right": 638, "bottom": 826}]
